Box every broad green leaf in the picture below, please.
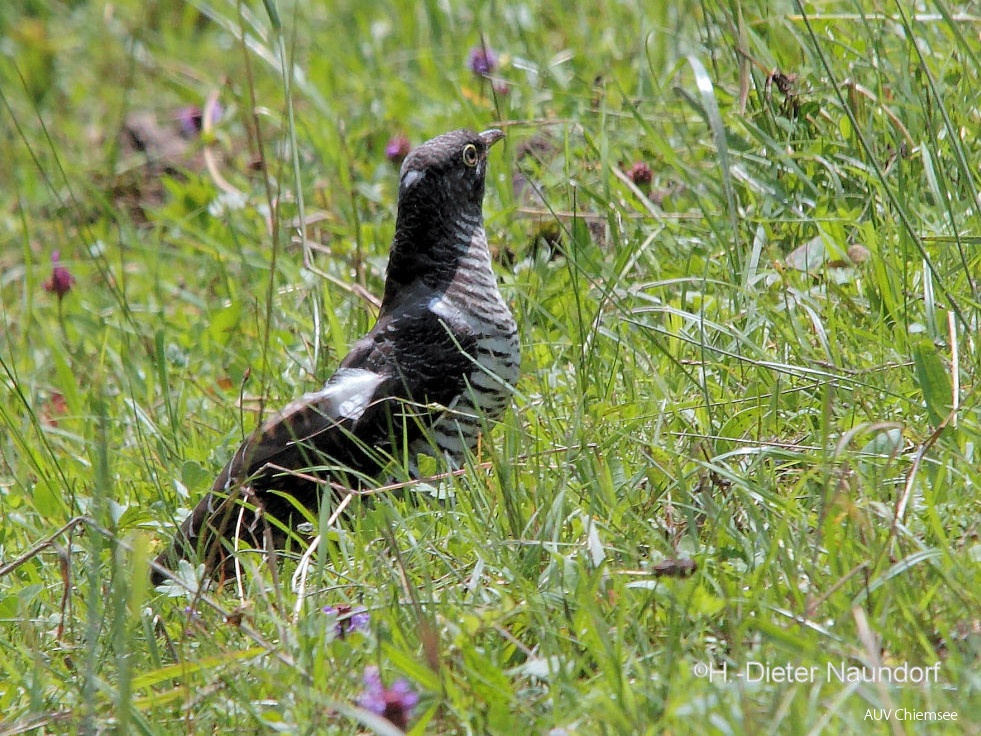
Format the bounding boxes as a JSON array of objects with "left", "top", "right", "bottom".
[{"left": 912, "top": 338, "right": 952, "bottom": 427}]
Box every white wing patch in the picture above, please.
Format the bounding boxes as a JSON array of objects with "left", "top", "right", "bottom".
[
  {"left": 320, "top": 368, "right": 385, "bottom": 421},
  {"left": 428, "top": 293, "right": 463, "bottom": 324}
]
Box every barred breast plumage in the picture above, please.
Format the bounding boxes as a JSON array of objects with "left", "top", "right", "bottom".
[{"left": 152, "top": 128, "right": 519, "bottom": 584}]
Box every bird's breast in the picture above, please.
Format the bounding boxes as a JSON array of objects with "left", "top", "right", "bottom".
[{"left": 427, "top": 284, "right": 519, "bottom": 427}]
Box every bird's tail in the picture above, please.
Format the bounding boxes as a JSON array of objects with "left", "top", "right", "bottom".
[{"left": 149, "top": 485, "right": 266, "bottom": 586}]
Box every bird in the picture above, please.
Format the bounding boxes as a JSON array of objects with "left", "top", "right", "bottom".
[{"left": 151, "top": 128, "right": 519, "bottom": 585}]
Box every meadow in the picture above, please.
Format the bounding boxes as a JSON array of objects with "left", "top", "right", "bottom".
[{"left": 0, "top": 0, "right": 978, "bottom": 733}]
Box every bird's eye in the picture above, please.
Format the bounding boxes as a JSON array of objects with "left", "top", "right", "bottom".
[{"left": 462, "top": 144, "right": 479, "bottom": 167}]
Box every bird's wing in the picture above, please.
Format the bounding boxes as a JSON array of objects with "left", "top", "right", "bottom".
[
  {"left": 152, "top": 298, "right": 480, "bottom": 582},
  {"left": 212, "top": 297, "right": 480, "bottom": 494},
  {"left": 210, "top": 367, "right": 393, "bottom": 494}
]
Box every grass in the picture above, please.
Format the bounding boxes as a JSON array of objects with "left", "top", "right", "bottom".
[{"left": 1, "top": 0, "right": 979, "bottom": 733}]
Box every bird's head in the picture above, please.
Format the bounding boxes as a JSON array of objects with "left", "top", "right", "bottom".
[
  {"left": 384, "top": 128, "right": 504, "bottom": 302},
  {"left": 397, "top": 128, "right": 504, "bottom": 211}
]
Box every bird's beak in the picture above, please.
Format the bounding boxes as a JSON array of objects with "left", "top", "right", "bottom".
[{"left": 479, "top": 129, "right": 505, "bottom": 148}]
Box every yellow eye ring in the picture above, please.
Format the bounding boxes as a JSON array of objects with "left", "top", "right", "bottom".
[{"left": 462, "top": 144, "right": 479, "bottom": 167}]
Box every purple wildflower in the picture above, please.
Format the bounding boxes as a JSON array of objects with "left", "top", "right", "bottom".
[
  {"left": 43, "top": 250, "right": 75, "bottom": 299},
  {"left": 468, "top": 45, "right": 498, "bottom": 77},
  {"left": 322, "top": 604, "right": 370, "bottom": 638},
  {"left": 177, "top": 100, "right": 223, "bottom": 138},
  {"left": 357, "top": 666, "right": 419, "bottom": 731},
  {"left": 177, "top": 106, "right": 204, "bottom": 137},
  {"left": 627, "top": 161, "right": 653, "bottom": 187},
  {"left": 384, "top": 134, "right": 412, "bottom": 165}
]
